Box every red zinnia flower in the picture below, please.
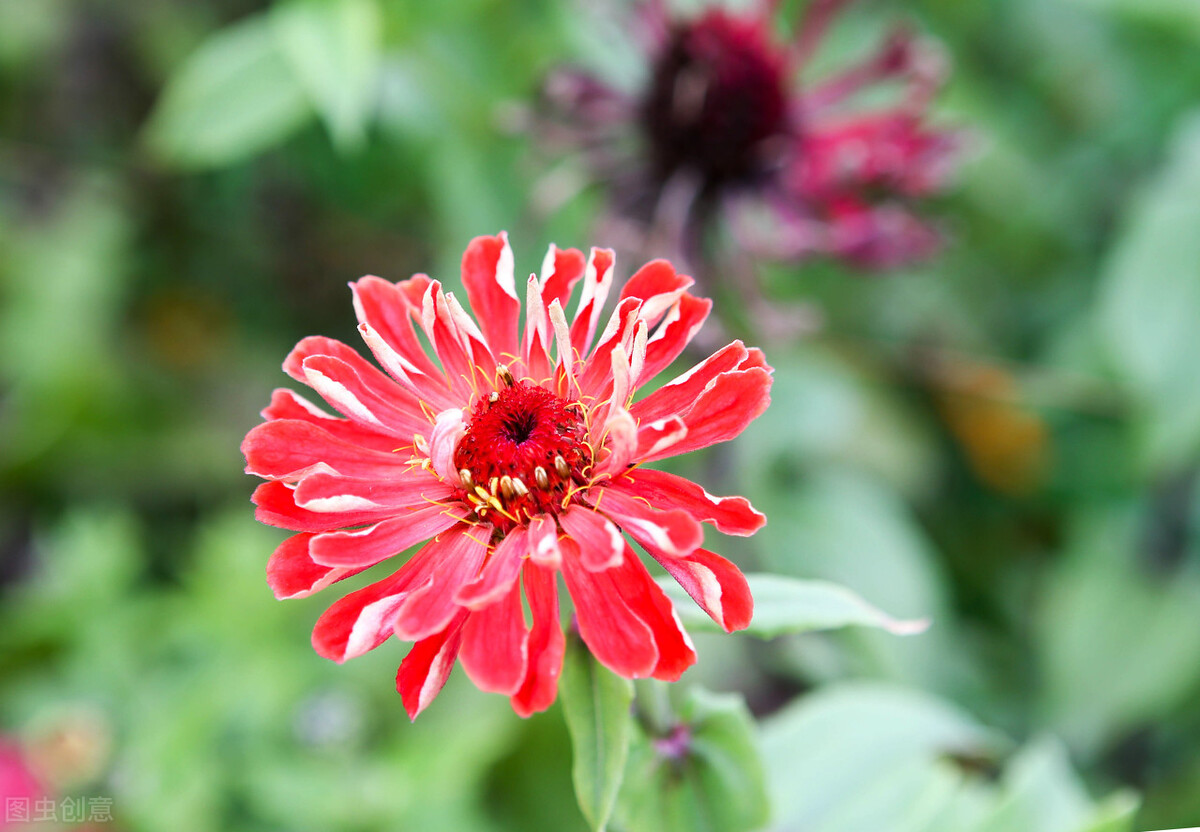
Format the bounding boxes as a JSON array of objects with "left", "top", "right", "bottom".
[
  {"left": 540, "top": 0, "right": 962, "bottom": 270},
  {"left": 242, "top": 233, "right": 771, "bottom": 719}
]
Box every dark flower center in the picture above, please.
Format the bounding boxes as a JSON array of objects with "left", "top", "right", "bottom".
[
  {"left": 454, "top": 381, "right": 590, "bottom": 523},
  {"left": 640, "top": 10, "right": 792, "bottom": 191}
]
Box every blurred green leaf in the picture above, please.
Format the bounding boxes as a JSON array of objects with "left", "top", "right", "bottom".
[
  {"left": 560, "top": 630, "right": 634, "bottom": 832},
  {"left": 143, "top": 13, "right": 312, "bottom": 168},
  {"left": 272, "top": 0, "right": 382, "bottom": 152},
  {"left": 1063, "top": 0, "right": 1200, "bottom": 40},
  {"left": 658, "top": 574, "right": 929, "bottom": 638},
  {"left": 760, "top": 683, "right": 1002, "bottom": 832},
  {"left": 1096, "top": 111, "right": 1200, "bottom": 472},
  {"left": 1036, "top": 506, "right": 1200, "bottom": 756},
  {"left": 617, "top": 686, "right": 768, "bottom": 832}
]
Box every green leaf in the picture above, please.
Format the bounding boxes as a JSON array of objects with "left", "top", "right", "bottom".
[
  {"left": 143, "top": 14, "right": 312, "bottom": 168},
  {"left": 560, "top": 630, "right": 634, "bottom": 832},
  {"left": 617, "top": 687, "right": 769, "bottom": 832},
  {"left": 658, "top": 573, "right": 929, "bottom": 637},
  {"left": 271, "top": 0, "right": 382, "bottom": 152},
  {"left": 1096, "top": 111, "right": 1200, "bottom": 472}
]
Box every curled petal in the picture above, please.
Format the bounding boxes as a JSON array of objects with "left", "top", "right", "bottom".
[
  {"left": 569, "top": 247, "right": 615, "bottom": 357},
  {"left": 641, "top": 293, "right": 712, "bottom": 383},
  {"left": 292, "top": 470, "right": 455, "bottom": 513},
  {"left": 607, "top": 541, "right": 696, "bottom": 681},
  {"left": 527, "top": 514, "right": 563, "bottom": 568},
  {"left": 262, "top": 389, "right": 398, "bottom": 452},
  {"left": 636, "top": 416, "right": 688, "bottom": 460},
  {"left": 652, "top": 547, "right": 753, "bottom": 633},
  {"left": 397, "top": 610, "right": 469, "bottom": 720},
  {"left": 428, "top": 409, "right": 467, "bottom": 482},
  {"left": 312, "top": 523, "right": 486, "bottom": 662},
  {"left": 647, "top": 366, "right": 772, "bottom": 460}
]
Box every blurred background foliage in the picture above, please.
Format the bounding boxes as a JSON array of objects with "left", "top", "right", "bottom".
[{"left": 2, "top": 0, "right": 1200, "bottom": 829}]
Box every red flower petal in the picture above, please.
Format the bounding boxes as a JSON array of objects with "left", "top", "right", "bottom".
[
  {"left": 594, "top": 488, "right": 703, "bottom": 558},
  {"left": 609, "top": 468, "right": 766, "bottom": 536},
  {"left": 455, "top": 526, "right": 529, "bottom": 609},
  {"left": 242, "top": 420, "right": 409, "bottom": 481},
  {"left": 309, "top": 504, "right": 469, "bottom": 568},
  {"left": 539, "top": 244, "right": 586, "bottom": 313},
  {"left": 651, "top": 547, "right": 753, "bottom": 633},
  {"left": 396, "top": 610, "right": 469, "bottom": 720},
  {"left": 459, "top": 581, "right": 529, "bottom": 695},
  {"left": 511, "top": 562, "right": 565, "bottom": 717},
  {"left": 292, "top": 470, "right": 454, "bottom": 514},
  {"left": 631, "top": 340, "right": 757, "bottom": 425},
  {"left": 569, "top": 247, "right": 615, "bottom": 357},
  {"left": 618, "top": 259, "right": 693, "bottom": 327},
  {"left": 266, "top": 533, "right": 365, "bottom": 599},
  {"left": 559, "top": 505, "right": 625, "bottom": 571},
  {"left": 461, "top": 233, "right": 520, "bottom": 363},
  {"left": 641, "top": 294, "right": 712, "bottom": 383},
  {"left": 301, "top": 354, "right": 428, "bottom": 436},
  {"left": 252, "top": 481, "right": 392, "bottom": 532},
  {"left": 560, "top": 538, "right": 659, "bottom": 678},
  {"left": 392, "top": 526, "right": 491, "bottom": 642},
  {"left": 607, "top": 541, "right": 697, "bottom": 681},
  {"left": 311, "top": 524, "right": 485, "bottom": 662},
  {"left": 262, "top": 389, "right": 399, "bottom": 452},
  {"left": 649, "top": 366, "right": 772, "bottom": 460}
]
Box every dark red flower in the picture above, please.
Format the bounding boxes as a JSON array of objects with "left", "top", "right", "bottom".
[
  {"left": 541, "top": 0, "right": 962, "bottom": 270},
  {"left": 242, "top": 234, "right": 771, "bottom": 719}
]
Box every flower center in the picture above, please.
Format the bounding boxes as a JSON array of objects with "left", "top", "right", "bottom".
[
  {"left": 640, "top": 10, "right": 791, "bottom": 191},
  {"left": 454, "top": 380, "right": 591, "bottom": 524}
]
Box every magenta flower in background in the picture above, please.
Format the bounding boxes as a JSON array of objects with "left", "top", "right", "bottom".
[
  {"left": 541, "top": 0, "right": 962, "bottom": 270},
  {"left": 242, "top": 233, "right": 771, "bottom": 719}
]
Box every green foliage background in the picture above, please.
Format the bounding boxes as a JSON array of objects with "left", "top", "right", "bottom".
[{"left": 2, "top": 0, "right": 1200, "bottom": 829}]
